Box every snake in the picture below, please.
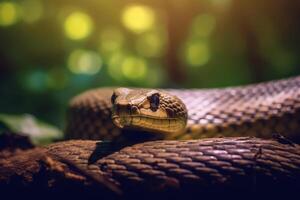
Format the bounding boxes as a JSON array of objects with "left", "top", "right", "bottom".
[{"left": 1, "top": 76, "right": 300, "bottom": 199}]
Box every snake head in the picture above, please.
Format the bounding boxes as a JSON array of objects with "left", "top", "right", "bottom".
[{"left": 111, "top": 88, "right": 187, "bottom": 134}]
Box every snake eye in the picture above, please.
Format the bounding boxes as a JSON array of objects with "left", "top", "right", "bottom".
[
  {"left": 149, "top": 93, "right": 160, "bottom": 112},
  {"left": 111, "top": 93, "right": 117, "bottom": 104}
]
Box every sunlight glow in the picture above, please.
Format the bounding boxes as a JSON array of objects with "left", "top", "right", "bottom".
[
  {"left": 186, "top": 41, "right": 210, "bottom": 67},
  {"left": 0, "top": 2, "right": 19, "bottom": 26},
  {"left": 68, "top": 49, "right": 102, "bottom": 75},
  {"left": 64, "top": 11, "right": 93, "bottom": 40},
  {"left": 136, "top": 31, "right": 164, "bottom": 57},
  {"left": 122, "top": 5, "right": 155, "bottom": 34},
  {"left": 121, "top": 56, "right": 147, "bottom": 80},
  {"left": 108, "top": 53, "right": 149, "bottom": 82}
]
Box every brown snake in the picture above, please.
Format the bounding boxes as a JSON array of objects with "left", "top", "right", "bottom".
[
  {"left": 1, "top": 76, "right": 300, "bottom": 199},
  {"left": 66, "top": 76, "right": 300, "bottom": 142}
]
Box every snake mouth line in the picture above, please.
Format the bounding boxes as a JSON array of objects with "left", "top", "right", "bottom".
[{"left": 112, "top": 115, "right": 186, "bottom": 133}]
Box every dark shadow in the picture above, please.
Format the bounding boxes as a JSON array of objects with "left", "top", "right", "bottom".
[
  {"left": 87, "top": 129, "right": 164, "bottom": 164},
  {"left": 0, "top": 131, "right": 35, "bottom": 151},
  {"left": 88, "top": 141, "right": 119, "bottom": 164}
]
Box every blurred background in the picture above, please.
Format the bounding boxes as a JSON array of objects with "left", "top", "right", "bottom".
[{"left": 0, "top": 0, "right": 300, "bottom": 136}]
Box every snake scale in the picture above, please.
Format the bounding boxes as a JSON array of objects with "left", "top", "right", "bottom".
[{"left": 1, "top": 76, "right": 300, "bottom": 199}]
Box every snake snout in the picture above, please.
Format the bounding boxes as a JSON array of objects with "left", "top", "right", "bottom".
[
  {"left": 112, "top": 103, "right": 139, "bottom": 128},
  {"left": 115, "top": 102, "right": 131, "bottom": 113},
  {"left": 114, "top": 103, "right": 140, "bottom": 115}
]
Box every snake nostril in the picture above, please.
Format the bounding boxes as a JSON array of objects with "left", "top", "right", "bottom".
[
  {"left": 116, "top": 104, "right": 124, "bottom": 112},
  {"left": 115, "top": 102, "right": 131, "bottom": 113},
  {"left": 131, "top": 106, "right": 139, "bottom": 114}
]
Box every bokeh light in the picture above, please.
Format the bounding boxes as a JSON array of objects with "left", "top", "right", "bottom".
[
  {"left": 108, "top": 53, "right": 149, "bottom": 82},
  {"left": 191, "top": 14, "right": 216, "bottom": 38},
  {"left": 136, "top": 31, "right": 165, "bottom": 57},
  {"left": 47, "top": 68, "right": 69, "bottom": 90},
  {"left": 185, "top": 41, "right": 210, "bottom": 67},
  {"left": 0, "top": 2, "right": 20, "bottom": 26},
  {"left": 121, "top": 56, "right": 148, "bottom": 80},
  {"left": 0, "top": 0, "right": 299, "bottom": 133},
  {"left": 67, "top": 49, "right": 102, "bottom": 75},
  {"left": 122, "top": 5, "right": 155, "bottom": 34},
  {"left": 64, "top": 11, "right": 93, "bottom": 40},
  {"left": 25, "top": 70, "right": 48, "bottom": 92},
  {"left": 99, "top": 27, "right": 124, "bottom": 55},
  {"left": 20, "top": 0, "right": 43, "bottom": 24},
  {"left": 108, "top": 52, "right": 126, "bottom": 81}
]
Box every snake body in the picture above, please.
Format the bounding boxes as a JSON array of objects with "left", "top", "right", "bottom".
[
  {"left": 1, "top": 138, "right": 300, "bottom": 199},
  {"left": 1, "top": 76, "right": 300, "bottom": 198},
  {"left": 66, "top": 76, "right": 300, "bottom": 142}
]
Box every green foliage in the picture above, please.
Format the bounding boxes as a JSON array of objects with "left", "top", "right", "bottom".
[
  {"left": 0, "top": 114, "right": 63, "bottom": 145},
  {"left": 0, "top": 0, "right": 299, "bottom": 134}
]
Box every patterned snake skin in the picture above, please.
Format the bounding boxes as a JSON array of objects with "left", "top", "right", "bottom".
[
  {"left": 46, "top": 138, "right": 300, "bottom": 196},
  {"left": 66, "top": 76, "right": 300, "bottom": 142},
  {"left": 1, "top": 138, "right": 300, "bottom": 199},
  {"left": 1, "top": 76, "right": 300, "bottom": 199}
]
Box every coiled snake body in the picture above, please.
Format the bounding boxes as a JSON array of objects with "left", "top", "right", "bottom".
[
  {"left": 1, "top": 76, "right": 300, "bottom": 199},
  {"left": 67, "top": 76, "right": 300, "bottom": 142}
]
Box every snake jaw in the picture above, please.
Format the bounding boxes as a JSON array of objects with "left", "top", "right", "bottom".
[
  {"left": 112, "top": 116, "right": 124, "bottom": 128},
  {"left": 112, "top": 113, "right": 186, "bottom": 134},
  {"left": 112, "top": 115, "right": 132, "bottom": 129}
]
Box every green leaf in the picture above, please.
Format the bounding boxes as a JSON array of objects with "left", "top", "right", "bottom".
[{"left": 0, "top": 114, "right": 63, "bottom": 145}]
